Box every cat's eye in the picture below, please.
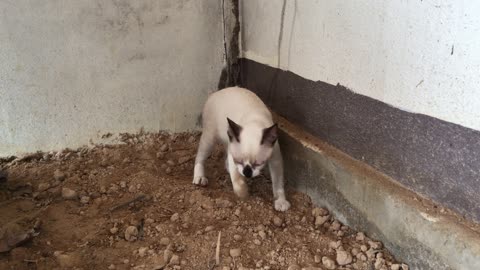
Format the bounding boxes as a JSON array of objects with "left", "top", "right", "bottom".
[{"left": 252, "top": 161, "right": 265, "bottom": 168}]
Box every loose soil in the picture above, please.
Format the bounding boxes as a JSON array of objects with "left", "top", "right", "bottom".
[{"left": 0, "top": 132, "right": 406, "bottom": 270}]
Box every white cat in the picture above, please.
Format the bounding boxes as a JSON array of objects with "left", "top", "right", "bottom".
[{"left": 192, "top": 87, "right": 291, "bottom": 211}]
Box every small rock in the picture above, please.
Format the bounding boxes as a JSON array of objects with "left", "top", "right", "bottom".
[
  {"left": 229, "top": 248, "right": 242, "bottom": 258},
  {"left": 258, "top": 230, "right": 267, "bottom": 240},
  {"left": 351, "top": 248, "right": 360, "bottom": 256},
  {"left": 369, "top": 241, "right": 383, "bottom": 250},
  {"left": 312, "top": 207, "right": 329, "bottom": 217},
  {"left": 145, "top": 218, "right": 155, "bottom": 224},
  {"left": 356, "top": 232, "right": 366, "bottom": 241},
  {"left": 329, "top": 240, "right": 341, "bottom": 249},
  {"left": 167, "top": 160, "right": 176, "bottom": 166},
  {"left": 108, "top": 264, "right": 116, "bottom": 269},
  {"left": 155, "top": 225, "right": 162, "bottom": 232},
  {"left": 234, "top": 209, "right": 241, "bottom": 216},
  {"left": 287, "top": 264, "right": 301, "bottom": 270},
  {"left": 54, "top": 251, "right": 80, "bottom": 268},
  {"left": 360, "top": 245, "right": 368, "bottom": 252},
  {"left": 253, "top": 239, "right": 261, "bottom": 245},
  {"left": 160, "top": 144, "right": 169, "bottom": 152},
  {"left": 336, "top": 250, "right": 353, "bottom": 266},
  {"left": 54, "top": 170, "right": 66, "bottom": 181},
  {"left": 120, "top": 181, "right": 127, "bottom": 188},
  {"left": 80, "top": 196, "right": 90, "bottom": 204},
  {"left": 160, "top": 237, "right": 170, "bottom": 246},
  {"left": 401, "top": 264, "right": 409, "bottom": 270},
  {"left": 215, "top": 198, "right": 233, "bottom": 208},
  {"left": 138, "top": 247, "right": 148, "bottom": 257},
  {"left": 330, "top": 220, "right": 341, "bottom": 231},
  {"left": 322, "top": 256, "right": 336, "bottom": 269},
  {"left": 315, "top": 215, "right": 329, "bottom": 227},
  {"left": 61, "top": 188, "right": 78, "bottom": 200},
  {"left": 170, "top": 213, "right": 180, "bottom": 222},
  {"left": 374, "top": 258, "right": 385, "bottom": 270},
  {"left": 110, "top": 227, "right": 119, "bottom": 234},
  {"left": 166, "top": 167, "right": 172, "bottom": 174},
  {"left": 124, "top": 226, "right": 138, "bottom": 242},
  {"left": 233, "top": 234, "right": 242, "bottom": 241},
  {"left": 272, "top": 216, "right": 283, "bottom": 227},
  {"left": 314, "top": 254, "right": 321, "bottom": 263},
  {"left": 391, "top": 265, "right": 400, "bottom": 270},
  {"left": 205, "top": 226, "right": 214, "bottom": 232},
  {"left": 38, "top": 183, "right": 50, "bottom": 192},
  {"left": 170, "top": 254, "right": 180, "bottom": 265},
  {"left": 164, "top": 249, "right": 173, "bottom": 262}
]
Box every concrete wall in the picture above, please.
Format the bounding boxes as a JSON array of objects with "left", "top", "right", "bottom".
[
  {"left": 0, "top": 0, "right": 224, "bottom": 156},
  {"left": 241, "top": 0, "right": 480, "bottom": 131}
]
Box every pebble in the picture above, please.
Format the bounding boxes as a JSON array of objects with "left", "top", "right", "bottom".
[
  {"left": 124, "top": 226, "right": 138, "bottom": 242},
  {"left": 164, "top": 249, "right": 173, "bottom": 262},
  {"left": 273, "top": 216, "right": 283, "bottom": 227},
  {"left": 315, "top": 215, "right": 329, "bottom": 227},
  {"left": 312, "top": 207, "right": 329, "bottom": 217},
  {"left": 233, "top": 234, "right": 242, "bottom": 241},
  {"left": 356, "top": 232, "right": 366, "bottom": 241},
  {"left": 38, "top": 183, "right": 50, "bottom": 192},
  {"left": 170, "top": 254, "right": 180, "bottom": 265},
  {"left": 351, "top": 248, "right": 360, "bottom": 256},
  {"left": 369, "top": 241, "right": 383, "bottom": 250},
  {"left": 166, "top": 167, "right": 172, "bottom": 174},
  {"left": 360, "top": 245, "right": 368, "bottom": 252},
  {"left": 62, "top": 188, "right": 78, "bottom": 200},
  {"left": 138, "top": 247, "right": 148, "bottom": 257},
  {"left": 253, "top": 239, "right": 261, "bottom": 245},
  {"left": 80, "top": 196, "right": 90, "bottom": 204},
  {"left": 330, "top": 220, "right": 341, "bottom": 231},
  {"left": 167, "top": 160, "right": 176, "bottom": 166},
  {"left": 329, "top": 240, "right": 341, "bottom": 249},
  {"left": 287, "top": 264, "right": 301, "bottom": 270},
  {"left": 374, "top": 258, "right": 385, "bottom": 269},
  {"left": 314, "top": 254, "right": 321, "bottom": 263},
  {"left": 108, "top": 264, "right": 116, "bottom": 269},
  {"left": 391, "top": 264, "right": 400, "bottom": 270},
  {"left": 160, "top": 144, "right": 169, "bottom": 152},
  {"left": 205, "top": 226, "right": 214, "bottom": 232},
  {"left": 120, "top": 181, "right": 127, "bottom": 188},
  {"left": 110, "top": 227, "right": 118, "bottom": 234},
  {"left": 336, "top": 250, "right": 353, "bottom": 266},
  {"left": 229, "top": 248, "right": 242, "bottom": 258},
  {"left": 171, "top": 213, "right": 180, "bottom": 222},
  {"left": 54, "top": 170, "right": 66, "bottom": 181},
  {"left": 322, "top": 256, "right": 336, "bottom": 269},
  {"left": 258, "top": 230, "right": 267, "bottom": 240},
  {"left": 160, "top": 237, "right": 170, "bottom": 246}
]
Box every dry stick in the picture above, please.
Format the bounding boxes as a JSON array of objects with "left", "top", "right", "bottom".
[
  {"left": 215, "top": 231, "right": 222, "bottom": 266},
  {"left": 109, "top": 194, "right": 146, "bottom": 212}
]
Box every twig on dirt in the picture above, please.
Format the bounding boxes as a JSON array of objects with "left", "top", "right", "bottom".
[
  {"left": 23, "top": 259, "right": 37, "bottom": 264},
  {"left": 215, "top": 231, "right": 221, "bottom": 266},
  {"left": 109, "top": 194, "right": 146, "bottom": 212}
]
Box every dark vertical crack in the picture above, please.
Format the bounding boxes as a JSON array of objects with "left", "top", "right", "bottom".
[{"left": 218, "top": 0, "right": 240, "bottom": 90}]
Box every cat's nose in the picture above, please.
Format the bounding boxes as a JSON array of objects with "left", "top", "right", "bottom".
[{"left": 243, "top": 165, "right": 252, "bottom": 178}]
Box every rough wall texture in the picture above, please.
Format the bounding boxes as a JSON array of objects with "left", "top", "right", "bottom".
[
  {"left": 241, "top": 58, "right": 480, "bottom": 224},
  {"left": 0, "top": 0, "right": 224, "bottom": 156}
]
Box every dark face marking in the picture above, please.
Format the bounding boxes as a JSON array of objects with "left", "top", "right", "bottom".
[
  {"left": 242, "top": 165, "right": 253, "bottom": 178},
  {"left": 227, "top": 118, "right": 242, "bottom": 142},
  {"left": 261, "top": 123, "right": 278, "bottom": 146}
]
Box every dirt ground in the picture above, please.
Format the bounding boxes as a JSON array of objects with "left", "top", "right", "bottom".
[{"left": 0, "top": 132, "right": 407, "bottom": 270}]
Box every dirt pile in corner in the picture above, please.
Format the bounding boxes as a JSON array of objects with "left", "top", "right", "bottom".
[{"left": 0, "top": 132, "right": 407, "bottom": 270}]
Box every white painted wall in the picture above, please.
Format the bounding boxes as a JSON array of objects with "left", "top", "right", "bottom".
[
  {"left": 241, "top": 0, "right": 480, "bottom": 131},
  {"left": 0, "top": 0, "right": 224, "bottom": 156}
]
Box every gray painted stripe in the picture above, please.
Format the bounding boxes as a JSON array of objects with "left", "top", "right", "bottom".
[{"left": 240, "top": 58, "right": 480, "bottom": 224}]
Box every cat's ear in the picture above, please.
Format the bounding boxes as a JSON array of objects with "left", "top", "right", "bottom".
[
  {"left": 227, "top": 118, "right": 242, "bottom": 142},
  {"left": 261, "top": 123, "right": 278, "bottom": 146}
]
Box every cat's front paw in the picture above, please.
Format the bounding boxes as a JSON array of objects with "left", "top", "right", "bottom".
[
  {"left": 192, "top": 176, "right": 209, "bottom": 186},
  {"left": 274, "top": 198, "right": 291, "bottom": 212}
]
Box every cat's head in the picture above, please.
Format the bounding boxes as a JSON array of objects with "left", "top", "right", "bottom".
[{"left": 226, "top": 118, "right": 278, "bottom": 178}]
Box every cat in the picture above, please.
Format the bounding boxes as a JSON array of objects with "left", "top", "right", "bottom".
[{"left": 192, "top": 87, "right": 291, "bottom": 211}]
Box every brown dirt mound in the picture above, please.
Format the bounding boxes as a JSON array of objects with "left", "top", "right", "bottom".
[{"left": 0, "top": 132, "right": 407, "bottom": 270}]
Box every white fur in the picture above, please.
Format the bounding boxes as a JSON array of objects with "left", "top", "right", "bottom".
[{"left": 193, "top": 87, "right": 291, "bottom": 211}]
